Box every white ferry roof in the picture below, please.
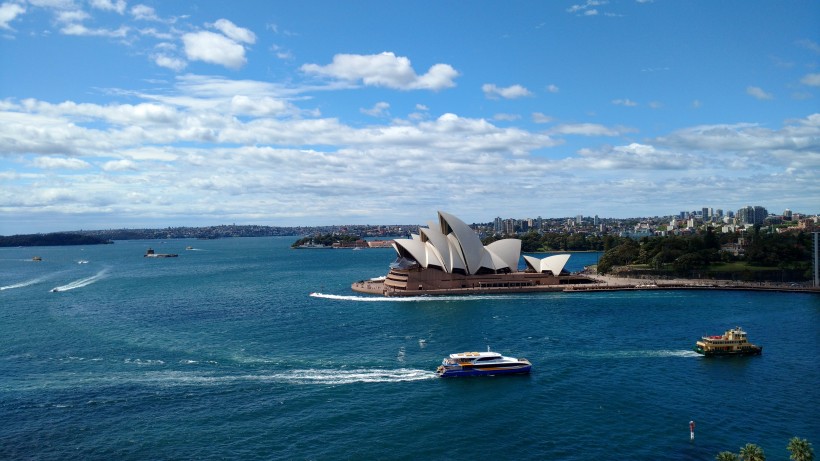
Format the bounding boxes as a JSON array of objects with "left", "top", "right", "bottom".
[{"left": 449, "top": 351, "right": 503, "bottom": 360}]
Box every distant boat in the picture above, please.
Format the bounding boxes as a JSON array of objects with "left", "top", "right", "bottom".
[
  {"left": 186, "top": 246, "right": 194, "bottom": 250},
  {"left": 694, "top": 326, "right": 762, "bottom": 357},
  {"left": 32, "top": 256, "right": 42, "bottom": 261},
  {"left": 436, "top": 347, "right": 532, "bottom": 377},
  {"left": 144, "top": 248, "right": 178, "bottom": 258},
  {"left": 77, "top": 260, "right": 89, "bottom": 264}
]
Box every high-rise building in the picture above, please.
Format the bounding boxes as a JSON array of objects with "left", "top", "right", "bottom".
[{"left": 737, "top": 206, "right": 768, "bottom": 225}]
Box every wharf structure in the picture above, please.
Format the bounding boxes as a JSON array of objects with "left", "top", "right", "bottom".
[{"left": 351, "top": 211, "right": 594, "bottom": 297}]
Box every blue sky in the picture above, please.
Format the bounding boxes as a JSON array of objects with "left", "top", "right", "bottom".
[{"left": 1, "top": 0, "right": 818, "bottom": 234}]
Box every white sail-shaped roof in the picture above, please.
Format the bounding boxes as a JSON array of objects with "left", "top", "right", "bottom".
[
  {"left": 391, "top": 211, "right": 536, "bottom": 275},
  {"left": 523, "top": 254, "right": 571, "bottom": 275},
  {"left": 438, "top": 211, "right": 485, "bottom": 274},
  {"left": 486, "top": 239, "right": 522, "bottom": 271}
]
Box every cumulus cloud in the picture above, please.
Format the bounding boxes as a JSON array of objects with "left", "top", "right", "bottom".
[
  {"left": 2, "top": 80, "right": 817, "bottom": 231},
  {"left": 102, "top": 159, "right": 137, "bottom": 171},
  {"left": 90, "top": 0, "right": 126, "bottom": 14},
  {"left": 300, "top": 52, "right": 459, "bottom": 90},
  {"left": 32, "top": 156, "right": 92, "bottom": 170},
  {"left": 747, "top": 86, "right": 773, "bottom": 100},
  {"left": 211, "top": 18, "right": 255, "bottom": 44},
  {"left": 482, "top": 83, "right": 533, "bottom": 100},
  {"left": 0, "top": 2, "right": 25, "bottom": 30},
  {"left": 360, "top": 102, "right": 390, "bottom": 117},
  {"left": 130, "top": 4, "right": 159, "bottom": 21},
  {"left": 154, "top": 53, "right": 186, "bottom": 71},
  {"left": 230, "top": 95, "right": 288, "bottom": 116},
  {"left": 574, "top": 143, "right": 696, "bottom": 170},
  {"left": 183, "top": 30, "right": 248, "bottom": 69}
]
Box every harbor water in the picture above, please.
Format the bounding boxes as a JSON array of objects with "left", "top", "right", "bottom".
[{"left": 1, "top": 237, "right": 818, "bottom": 460}]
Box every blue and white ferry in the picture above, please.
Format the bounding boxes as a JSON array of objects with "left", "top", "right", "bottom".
[{"left": 436, "top": 348, "right": 531, "bottom": 378}]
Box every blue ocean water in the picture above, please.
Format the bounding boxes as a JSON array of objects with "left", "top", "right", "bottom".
[{"left": 1, "top": 237, "right": 818, "bottom": 460}]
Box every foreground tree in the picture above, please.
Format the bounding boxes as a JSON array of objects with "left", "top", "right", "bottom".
[
  {"left": 716, "top": 452, "right": 740, "bottom": 461},
  {"left": 788, "top": 437, "right": 815, "bottom": 461},
  {"left": 739, "top": 443, "right": 766, "bottom": 461}
]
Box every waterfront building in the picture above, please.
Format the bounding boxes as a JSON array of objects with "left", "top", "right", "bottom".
[{"left": 351, "top": 211, "right": 592, "bottom": 296}]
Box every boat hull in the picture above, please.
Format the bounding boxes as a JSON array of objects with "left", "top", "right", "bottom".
[
  {"left": 437, "top": 364, "right": 531, "bottom": 378},
  {"left": 693, "top": 346, "right": 762, "bottom": 357}
]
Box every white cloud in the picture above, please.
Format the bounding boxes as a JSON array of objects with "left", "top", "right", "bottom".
[
  {"left": 61, "top": 23, "right": 129, "bottom": 37},
  {"left": 747, "top": 86, "right": 773, "bottom": 100},
  {"left": 154, "top": 54, "right": 186, "bottom": 71},
  {"left": 482, "top": 83, "right": 533, "bottom": 100},
  {"left": 546, "top": 84, "right": 560, "bottom": 93},
  {"left": 568, "top": 0, "right": 607, "bottom": 15},
  {"left": 130, "top": 4, "right": 158, "bottom": 21},
  {"left": 800, "top": 73, "right": 820, "bottom": 87},
  {"left": 102, "top": 159, "right": 137, "bottom": 171},
  {"left": 573, "top": 143, "right": 695, "bottom": 170},
  {"left": 32, "top": 156, "right": 92, "bottom": 170},
  {"left": 230, "top": 95, "right": 288, "bottom": 116},
  {"left": 612, "top": 98, "right": 638, "bottom": 107},
  {"left": 493, "top": 113, "right": 521, "bottom": 121},
  {"left": 532, "top": 112, "right": 554, "bottom": 124},
  {"left": 211, "top": 18, "right": 255, "bottom": 44},
  {"left": 90, "top": 0, "right": 126, "bottom": 14},
  {"left": 2, "top": 83, "right": 817, "bottom": 232},
  {"left": 300, "top": 52, "right": 459, "bottom": 91},
  {"left": 0, "top": 2, "right": 25, "bottom": 30},
  {"left": 55, "top": 9, "right": 90, "bottom": 24},
  {"left": 360, "top": 102, "right": 390, "bottom": 117},
  {"left": 549, "top": 123, "right": 621, "bottom": 136},
  {"left": 183, "top": 30, "right": 248, "bottom": 69}
]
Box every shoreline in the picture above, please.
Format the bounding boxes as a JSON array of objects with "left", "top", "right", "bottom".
[{"left": 352, "top": 275, "right": 820, "bottom": 297}]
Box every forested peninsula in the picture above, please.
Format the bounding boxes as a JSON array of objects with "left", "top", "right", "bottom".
[{"left": 0, "top": 233, "right": 112, "bottom": 247}]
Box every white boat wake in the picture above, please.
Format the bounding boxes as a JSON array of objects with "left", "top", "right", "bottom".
[
  {"left": 272, "top": 368, "right": 437, "bottom": 384},
  {"left": 309, "top": 292, "right": 522, "bottom": 302},
  {"left": 50, "top": 269, "right": 109, "bottom": 292},
  {"left": 1, "top": 276, "right": 46, "bottom": 291},
  {"left": 561, "top": 349, "right": 701, "bottom": 359}
]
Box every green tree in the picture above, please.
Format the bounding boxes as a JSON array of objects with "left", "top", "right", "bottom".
[
  {"left": 788, "top": 437, "right": 814, "bottom": 461},
  {"left": 716, "top": 452, "right": 740, "bottom": 461},
  {"left": 739, "top": 443, "right": 766, "bottom": 461}
]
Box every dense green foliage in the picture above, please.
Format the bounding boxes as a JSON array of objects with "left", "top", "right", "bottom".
[
  {"left": 484, "top": 231, "right": 624, "bottom": 252},
  {"left": 716, "top": 438, "right": 815, "bottom": 461},
  {"left": 291, "top": 233, "right": 361, "bottom": 248},
  {"left": 0, "top": 233, "right": 111, "bottom": 247},
  {"left": 596, "top": 229, "right": 813, "bottom": 281},
  {"left": 788, "top": 437, "right": 815, "bottom": 461}
]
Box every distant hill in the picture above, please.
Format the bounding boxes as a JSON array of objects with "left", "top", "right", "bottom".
[{"left": 0, "top": 233, "right": 112, "bottom": 247}]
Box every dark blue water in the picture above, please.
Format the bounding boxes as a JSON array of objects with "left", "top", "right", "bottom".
[{"left": 1, "top": 237, "right": 818, "bottom": 460}]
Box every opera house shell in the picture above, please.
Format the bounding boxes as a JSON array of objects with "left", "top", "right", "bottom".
[{"left": 352, "top": 211, "right": 593, "bottom": 296}]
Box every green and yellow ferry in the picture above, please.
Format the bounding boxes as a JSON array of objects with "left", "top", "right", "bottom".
[{"left": 694, "top": 326, "right": 762, "bottom": 357}]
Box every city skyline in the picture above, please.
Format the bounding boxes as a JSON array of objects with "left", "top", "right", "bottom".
[{"left": 2, "top": 1, "right": 819, "bottom": 235}]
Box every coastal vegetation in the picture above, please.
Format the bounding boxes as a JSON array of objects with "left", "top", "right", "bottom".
[
  {"left": 291, "top": 234, "right": 362, "bottom": 248},
  {"left": 715, "top": 437, "right": 814, "bottom": 461},
  {"left": 594, "top": 227, "right": 814, "bottom": 282},
  {"left": 0, "top": 233, "right": 111, "bottom": 247}
]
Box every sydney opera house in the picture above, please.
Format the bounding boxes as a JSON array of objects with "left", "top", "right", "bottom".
[{"left": 352, "top": 211, "right": 594, "bottom": 297}]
